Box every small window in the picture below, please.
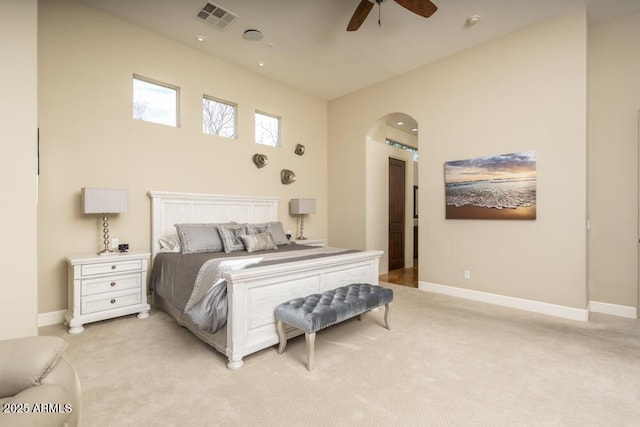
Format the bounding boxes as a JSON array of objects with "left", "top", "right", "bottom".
[
  {"left": 255, "top": 111, "right": 280, "bottom": 147},
  {"left": 203, "top": 96, "right": 237, "bottom": 138},
  {"left": 386, "top": 139, "right": 418, "bottom": 161},
  {"left": 133, "top": 76, "right": 178, "bottom": 127}
]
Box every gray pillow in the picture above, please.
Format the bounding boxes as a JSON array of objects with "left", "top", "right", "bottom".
[
  {"left": 247, "top": 223, "right": 270, "bottom": 235},
  {"left": 240, "top": 231, "right": 278, "bottom": 253},
  {"left": 269, "top": 222, "right": 291, "bottom": 245},
  {"left": 175, "top": 223, "right": 228, "bottom": 254},
  {"left": 249, "top": 221, "right": 290, "bottom": 245},
  {"left": 217, "top": 224, "right": 249, "bottom": 253}
]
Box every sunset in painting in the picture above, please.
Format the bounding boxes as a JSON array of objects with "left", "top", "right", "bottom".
[{"left": 444, "top": 151, "right": 536, "bottom": 219}]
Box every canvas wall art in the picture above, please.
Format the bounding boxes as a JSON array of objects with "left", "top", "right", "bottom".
[{"left": 444, "top": 151, "right": 536, "bottom": 220}]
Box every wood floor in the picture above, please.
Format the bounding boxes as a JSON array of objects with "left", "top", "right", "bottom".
[{"left": 379, "top": 265, "right": 418, "bottom": 288}]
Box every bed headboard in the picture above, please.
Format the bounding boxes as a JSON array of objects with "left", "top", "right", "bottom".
[{"left": 148, "top": 191, "right": 280, "bottom": 258}]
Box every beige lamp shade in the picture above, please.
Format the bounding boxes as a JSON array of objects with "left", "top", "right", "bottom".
[
  {"left": 82, "top": 188, "right": 128, "bottom": 214},
  {"left": 290, "top": 198, "right": 316, "bottom": 215}
]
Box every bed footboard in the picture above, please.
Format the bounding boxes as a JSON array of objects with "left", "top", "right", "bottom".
[{"left": 223, "top": 249, "right": 383, "bottom": 369}]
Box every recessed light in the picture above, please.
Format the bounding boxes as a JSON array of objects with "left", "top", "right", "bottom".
[
  {"left": 397, "top": 121, "right": 404, "bottom": 126},
  {"left": 258, "top": 62, "right": 265, "bottom": 67},
  {"left": 195, "top": 35, "right": 206, "bottom": 42},
  {"left": 411, "top": 128, "right": 418, "bottom": 132},
  {"left": 243, "top": 29, "right": 263, "bottom": 41}
]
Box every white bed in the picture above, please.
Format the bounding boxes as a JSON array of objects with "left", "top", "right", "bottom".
[{"left": 149, "top": 191, "right": 383, "bottom": 369}]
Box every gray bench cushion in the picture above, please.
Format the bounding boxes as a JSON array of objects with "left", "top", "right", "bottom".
[{"left": 274, "top": 283, "right": 393, "bottom": 333}]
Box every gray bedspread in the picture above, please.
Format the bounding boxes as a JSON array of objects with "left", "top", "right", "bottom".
[{"left": 150, "top": 244, "right": 357, "bottom": 334}]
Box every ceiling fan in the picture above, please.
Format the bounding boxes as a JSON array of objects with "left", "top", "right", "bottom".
[{"left": 347, "top": 0, "right": 438, "bottom": 31}]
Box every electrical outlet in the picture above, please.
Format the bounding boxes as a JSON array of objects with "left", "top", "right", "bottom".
[
  {"left": 111, "top": 238, "right": 119, "bottom": 250},
  {"left": 463, "top": 270, "right": 471, "bottom": 279}
]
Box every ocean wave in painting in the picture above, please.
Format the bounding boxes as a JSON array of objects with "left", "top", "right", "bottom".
[{"left": 445, "top": 178, "right": 536, "bottom": 209}]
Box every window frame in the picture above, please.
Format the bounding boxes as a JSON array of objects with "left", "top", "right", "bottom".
[
  {"left": 132, "top": 74, "right": 180, "bottom": 127},
  {"left": 385, "top": 138, "right": 418, "bottom": 161},
  {"left": 254, "top": 110, "right": 281, "bottom": 148},
  {"left": 202, "top": 95, "right": 237, "bottom": 139}
]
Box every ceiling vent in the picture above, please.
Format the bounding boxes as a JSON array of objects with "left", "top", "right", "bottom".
[{"left": 195, "top": 2, "right": 237, "bottom": 31}]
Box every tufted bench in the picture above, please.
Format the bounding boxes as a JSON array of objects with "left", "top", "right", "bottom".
[{"left": 274, "top": 283, "right": 393, "bottom": 371}]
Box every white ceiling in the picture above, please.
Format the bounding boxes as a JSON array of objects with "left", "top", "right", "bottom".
[{"left": 75, "top": 0, "right": 640, "bottom": 100}]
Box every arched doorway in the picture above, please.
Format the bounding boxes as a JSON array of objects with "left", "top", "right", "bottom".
[{"left": 364, "top": 112, "right": 419, "bottom": 287}]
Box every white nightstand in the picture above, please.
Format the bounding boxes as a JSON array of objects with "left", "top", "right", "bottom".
[
  {"left": 292, "top": 238, "right": 325, "bottom": 247},
  {"left": 65, "top": 252, "right": 151, "bottom": 334}
]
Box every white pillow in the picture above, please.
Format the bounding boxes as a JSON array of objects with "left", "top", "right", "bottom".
[{"left": 159, "top": 234, "right": 181, "bottom": 252}]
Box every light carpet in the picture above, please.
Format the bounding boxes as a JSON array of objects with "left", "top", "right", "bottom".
[{"left": 40, "top": 283, "right": 640, "bottom": 426}]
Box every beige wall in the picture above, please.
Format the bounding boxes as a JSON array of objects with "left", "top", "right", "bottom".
[
  {"left": 366, "top": 121, "right": 418, "bottom": 273},
  {"left": 588, "top": 11, "right": 640, "bottom": 308},
  {"left": 38, "top": 0, "right": 328, "bottom": 314},
  {"left": 0, "top": 0, "right": 39, "bottom": 338},
  {"left": 31, "top": 2, "right": 640, "bottom": 319},
  {"left": 329, "top": 9, "right": 588, "bottom": 308}
]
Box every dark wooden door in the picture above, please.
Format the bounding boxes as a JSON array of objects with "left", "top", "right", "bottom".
[{"left": 389, "top": 158, "right": 405, "bottom": 270}]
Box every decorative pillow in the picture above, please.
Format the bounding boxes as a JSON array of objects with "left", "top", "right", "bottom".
[
  {"left": 175, "top": 223, "right": 227, "bottom": 254},
  {"left": 159, "top": 234, "right": 181, "bottom": 252},
  {"left": 249, "top": 221, "right": 290, "bottom": 245},
  {"left": 247, "top": 223, "right": 270, "bottom": 235},
  {"left": 266, "top": 221, "right": 290, "bottom": 245},
  {"left": 217, "top": 224, "right": 249, "bottom": 253},
  {"left": 239, "top": 231, "right": 278, "bottom": 253}
]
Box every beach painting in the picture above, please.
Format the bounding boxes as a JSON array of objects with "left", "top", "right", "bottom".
[{"left": 444, "top": 151, "right": 536, "bottom": 220}]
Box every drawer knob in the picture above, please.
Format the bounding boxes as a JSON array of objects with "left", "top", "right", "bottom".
[
  {"left": 110, "top": 282, "right": 116, "bottom": 287},
  {"left": 111, "top": 265, "right": 116, "bottom": 270},
  {"left": 110, "top": 299, "right": 116, "bottom": 304}
]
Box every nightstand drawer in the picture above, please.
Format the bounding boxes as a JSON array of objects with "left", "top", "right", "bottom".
[
  {"left": 81, "top": 273, "right": 142, "bottom": 296},
  {"left": 81, "top": 259, "right": 142, "bottom": 277},
  {"left": 82, "top": 290, "right": 141, "bottom": 315}
]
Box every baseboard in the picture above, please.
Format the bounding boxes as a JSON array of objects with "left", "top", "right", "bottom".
[
  {"left": 38, "top": 310, "right": 66, "bottom": 327},
  {"left": 589, "top": 301, "right": 637, "bottom": 319},
  {"left": 419, "top": 281, "right": 589, "bottom": 322}
]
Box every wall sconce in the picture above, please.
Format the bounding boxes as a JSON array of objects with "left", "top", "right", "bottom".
[
  {"left": 82, "top": 188, "right": 128, "bottom": 255},
  {"left": 290, "top": 198, "right": 316, "bottom": 240},
  {"left": 281, "top": 169, "right": 296, "bottom": 185}
]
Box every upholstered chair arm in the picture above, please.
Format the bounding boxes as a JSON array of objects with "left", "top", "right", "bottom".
[
  {"left": 0, "top": 384, "right": 72, "bottom": 427},
  {"left": 42, "top": 357, "right": 82, "bottom": 426},
  {"left": 0, "top": 336, "right": 68, "bottom": 398}
]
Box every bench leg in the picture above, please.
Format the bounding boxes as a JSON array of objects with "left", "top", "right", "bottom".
[
  {"left": 276, "top": 320, "right": 287, "bottom": 354},
  {"left": 384, "top": 303, "right": 391, "bottom": 330},
  {"left": 305, "top": 331, "right": 316, "bottom": 371}
]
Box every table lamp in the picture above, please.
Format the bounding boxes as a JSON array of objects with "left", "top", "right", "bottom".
[
  {"left": 82, "top": 188, "right": 128, "bottom": 255},
  {"left": 290, "top": 198, "right": 316, "bottom": 240}
]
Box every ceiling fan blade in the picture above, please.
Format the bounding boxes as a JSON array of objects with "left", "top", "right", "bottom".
[
  {"left": 393, "top": 0, "right": 438, "bottom": 18},
  {"left": 347, "top": 0, "right": 375, "bottom": 31}
]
